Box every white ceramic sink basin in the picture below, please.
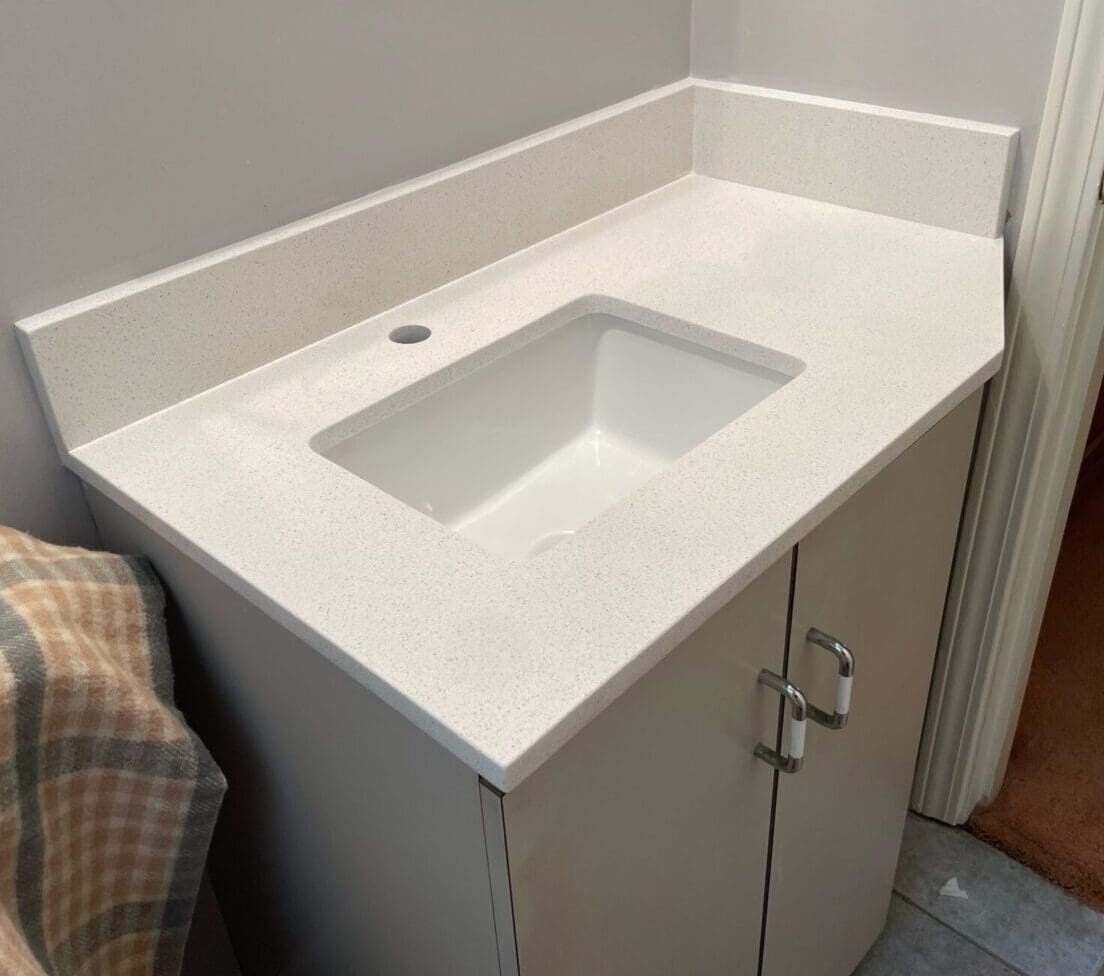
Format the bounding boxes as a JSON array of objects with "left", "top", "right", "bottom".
[{"left": 316, "top": 309, "right": 797, "bottom": 559}]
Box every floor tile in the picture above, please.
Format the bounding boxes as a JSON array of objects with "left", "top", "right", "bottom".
[
  {"left": 853, "top": 896, "right": 1017, "bottom": 976},
  {"left": 895, "top": 813, "right": 1104, "bottom": 976}
]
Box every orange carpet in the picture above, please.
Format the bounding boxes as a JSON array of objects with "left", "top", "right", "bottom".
[{"left": 968, "top": 455, "right": 1104, "bottom": 911}]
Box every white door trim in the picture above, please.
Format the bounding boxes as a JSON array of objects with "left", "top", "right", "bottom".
[{"left": 912, "top": 0, "right": 1104, "bottom": 825}]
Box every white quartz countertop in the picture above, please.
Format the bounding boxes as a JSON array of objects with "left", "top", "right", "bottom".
[{"left": 69, "top": 174, "right": 1005, "bottom": 790}]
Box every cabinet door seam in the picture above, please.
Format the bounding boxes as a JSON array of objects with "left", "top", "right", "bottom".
[{"left": 756, "top": 543, "right": 799, "bottom": 976}]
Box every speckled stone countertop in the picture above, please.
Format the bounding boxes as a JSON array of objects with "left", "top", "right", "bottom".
[{"left": 67, "top": 174, "right": 1004, "bottom": 790}]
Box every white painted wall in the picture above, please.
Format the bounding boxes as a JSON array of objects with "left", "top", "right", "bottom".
[
  {"left": 0, "top": 0, "right": 691, "bottom": 545},
  {"left": 691, "top": 0, "right": 1064, "bottom": 252}
]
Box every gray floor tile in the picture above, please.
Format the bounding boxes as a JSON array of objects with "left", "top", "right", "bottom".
[
  {"left": 854, "top": 896, "right": 1017, "bottom": 976},
  {"left": 895, "top": 813, "right": 1104, "bottom": 976}
]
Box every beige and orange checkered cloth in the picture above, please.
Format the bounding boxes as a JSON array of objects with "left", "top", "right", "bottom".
[{"left": 0, "top": 527, "right": 225, "bottom": 976}]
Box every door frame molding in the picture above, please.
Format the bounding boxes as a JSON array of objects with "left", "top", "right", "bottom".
[{"left": 912, "top": 0, "right": 1104, "bottom": 824}]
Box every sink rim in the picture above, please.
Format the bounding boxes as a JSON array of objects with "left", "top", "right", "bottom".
[
  {"left": 309, "top": 294, "right": 805, "bottom": 456},
  {"left": 309, "top": 295, "right": 805, "bottom": 560}
]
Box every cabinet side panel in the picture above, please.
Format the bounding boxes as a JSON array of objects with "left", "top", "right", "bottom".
[
  {"left": 480, "top": 784, "right": 520, "bottom": 976},
  {"left": 763, "top": 390, "right": 982, "bottom": 976},
  {"left": 85, "top": 489, "right": 500, "bottom": 976},
  {"left": 503, "top": 555, "right": 791, "bottom": 976}
]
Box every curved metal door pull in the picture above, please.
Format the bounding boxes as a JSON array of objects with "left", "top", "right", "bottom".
[
  {"left": 805, "top": 628, "right": 855, "bottom": 730},
  {"left": 754, "top": 670, "right": 807, "bottom": 774}
]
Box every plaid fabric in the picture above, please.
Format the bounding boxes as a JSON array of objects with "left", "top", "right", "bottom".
[{"left": 0, "top": 527, "right": 225, "bottom": 976}]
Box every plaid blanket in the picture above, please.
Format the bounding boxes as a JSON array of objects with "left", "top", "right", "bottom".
[{"left": 0, "top": 527, "right": 225, "bottom": 976}]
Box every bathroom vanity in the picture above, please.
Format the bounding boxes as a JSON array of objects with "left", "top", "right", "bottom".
[
  {"left": 84, "top": 387, "right": 979, "bottom": 976},
  {"left": 18, "top": 80, "right": 1013, "bottom": 974}
]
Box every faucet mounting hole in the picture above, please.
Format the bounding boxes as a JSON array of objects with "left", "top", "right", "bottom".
[{"left": 390, "top": 325, "right": 432, "bottom": 344}]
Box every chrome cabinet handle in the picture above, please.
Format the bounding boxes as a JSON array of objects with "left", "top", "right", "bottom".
[
  {"left": 754, "top": 670, "right": 807, "bottom": 774},
  {"left": 804, "top": 628, "right": 855, "bottom": 730}
]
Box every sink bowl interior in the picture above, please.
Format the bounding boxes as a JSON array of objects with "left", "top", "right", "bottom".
[{"left": 315, "top": 309, "right": 797, "bottom": 559}]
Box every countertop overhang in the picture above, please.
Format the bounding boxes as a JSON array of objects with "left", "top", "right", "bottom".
[{"left": 61, "top": 174, "right": 1005, "bottom": 790}]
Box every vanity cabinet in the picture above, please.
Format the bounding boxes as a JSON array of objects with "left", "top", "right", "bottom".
[
  {"left": 87, "top": 391, "right": 981, "bottom": 976},
  {"left": 485, "top": 389, "right": 982, "bottom": 976}
]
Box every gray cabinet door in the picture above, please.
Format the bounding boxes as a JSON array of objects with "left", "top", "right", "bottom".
[
  {"left": 761, "top": 391, "right": 982, "bottom": 976},
  {"left": 502, "top": 553, "right": 792, "bottom": 976}
]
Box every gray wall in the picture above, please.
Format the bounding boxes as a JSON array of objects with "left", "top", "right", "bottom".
[
  {"left": 1, "top": 1, "right": 1063, "bottom": 548},
  {"left": 0, "top": 0, "right": 691, "bottom": 546},
  {"left": 691, "top": 0, "right": 1064, "bottom": 252}
]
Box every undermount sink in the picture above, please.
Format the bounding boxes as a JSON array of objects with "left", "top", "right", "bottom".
[{"left": 315, "top": 307, "right": 798, "bottom": 559}]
